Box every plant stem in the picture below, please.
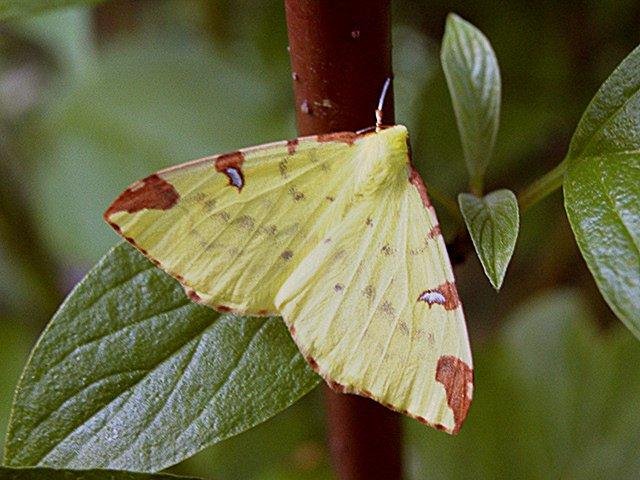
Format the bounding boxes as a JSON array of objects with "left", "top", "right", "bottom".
[
  {"left": 469, "top": 174, "right": 484, "bottom": 198},
  {"left": 518, "top": 159, "right": 568, "bottom": 212},
  {"left": 284, "top": 1, "right": 403, "bottom": 479}
]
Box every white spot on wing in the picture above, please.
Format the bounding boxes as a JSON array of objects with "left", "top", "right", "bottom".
[
  {"left": 418, "top": 290, "right": 446, "bottom": 305},
  {"left": 225, "top": 167, "right": 243, "bottom": 189}
]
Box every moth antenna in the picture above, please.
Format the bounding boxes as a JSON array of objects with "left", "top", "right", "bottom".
[{"left": 375, "top": 77, "right": 391, "bottom": 132}]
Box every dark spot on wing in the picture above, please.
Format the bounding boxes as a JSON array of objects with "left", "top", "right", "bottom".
[
  {"left": 105, "top": 174, "right": 180, "bottom": 218},
  {"left": 399, "top": 321, "right": 409, "bottom": 335},
  {"left": 417, "top": 282, "right": 461, "bottom": 310},
  {"left": 325, "top": 196, "right": 335, "bottom": 202},
  {"left": 186, "top": 289, "right": 202, "bottom": 302},
  {"left": 281, "top": 250, "right": 293, "bottom": 261},
  {"left": 436, "top": 355, "right": 473, "bottom": 435},
  {"left": 306, "top": 355, "right": 319, "bottom": 370},
  {"left": 286, "top": 139, "right": 298, "bottom": 155},
  {"left": 379, "top": 301, "right": 395, "bottom": 317},
  {"left": 235, "top": 215, "right": 255, "bottom": 230},
  {"left": 172, "top": 273, "right": 185, "bottom": 283},
  {"left": 279, "top": 159, "right": 289, "bottom": 179},
  {"left": 215, "top": 151, "right": 245, "bottom": 191},
  {"left": 217, "top": 211, "right": 231, "bottom": 223},
  {"left": 365, "top": 217, "right": 373, "bottom": 226},
  {"left": 123, "top": 236, "right": 147, "bottom": 256},
  {"left": 328, "top": 380, "right": 347, "bottom": 393},
  {"left": 216, "top": 305, "right": 233, "bottom": 313},
  {"left": 289, "top": 187, "right": 305, "bottom": 201},
  {"left": 289, "top": 324, "right": 296, "bottom": 336},
  {"left": 362, "top": 285, "right": 375, "bottom": 299},
  {"left": 262, "top": 224, "right": 278, "bottom": 236},
  {"left": 334, "top": 283, "right": 344, "bottom": 292},
  {"left": 381, "top": 244, "right": 393, "bottom": 255}
]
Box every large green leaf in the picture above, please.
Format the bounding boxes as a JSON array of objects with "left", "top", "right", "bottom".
[
  {"left": 0, "top": 0, "right": 105, "bottom": 20},
  {"left": 458, "top": 189, "right": 519, "bottom": 290},
  {"left": 406, "top": 289, "right": 640, "bottom": 479},
  {"left": 0, "top": 467, "right": 201, "bottom": 480},
  {"left": 441, "top": 13, "right": 501, "bottom": 192},
  {"left": 4, "top": 243, "right": 319, "bottom": 472},
  {"left": 563, "top": 45, "right": 640, "bottom": 337}
]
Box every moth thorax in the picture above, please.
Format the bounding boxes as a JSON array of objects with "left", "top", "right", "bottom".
[{"left": 352, "top": 141, "right": 407, "bottom": 197}]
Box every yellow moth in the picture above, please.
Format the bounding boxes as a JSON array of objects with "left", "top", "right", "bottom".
[{"left": 105, "top": 121, "right": 473, "bottom": 434}]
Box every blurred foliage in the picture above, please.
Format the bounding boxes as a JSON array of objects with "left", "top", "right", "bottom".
[
  {"left": 406, "top": 289, "right": 640, "bottom": 479},
  {"left": 0, "top": 0, "right": 638, "bottom": 479},
  {"left": 0, "top": 1, "right": 105, "bottom": 21}
]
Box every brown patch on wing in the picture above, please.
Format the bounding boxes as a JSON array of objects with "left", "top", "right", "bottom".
[
  {"left": 215, "top": 151, "right": 245, "bottom": 191},
  {"left": 123, "top": 236, "right": 147, "bottom": 256},
  {"left": 306, "top": 355, "right": 319, "bottom": 371},
  {"left": 408, "top": 166, "right": 432, "bottom": 209},
  {"left": 436, "top": 355, "right": 473, "bottom": 435},
  {"left": 186, "top": 289, "right": 202, "bottom": 303},
  {"left": 428, "top": 224, "right": 442, "bottom": 239},
  {"left": 216, "top": 305, "right": 233, "bottom": 313},
  {"left": 105, "top": 174, "right": 179, "bottom": 218},
  {"left": 286, "top": 139, "right": 299, "bottom": 155},
  {"left": 417, "top": 281, "right": 461, "bottom": 310},
  {"left": 317, "top": 131, "right": 358, "bottom": 145},
  {"left": 328, "top": 380, "right": 347, "bottom": 393}
]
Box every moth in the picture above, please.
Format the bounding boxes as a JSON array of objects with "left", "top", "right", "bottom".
[{"left": 104, "top": 83, "right": 473, "bottom": 434}]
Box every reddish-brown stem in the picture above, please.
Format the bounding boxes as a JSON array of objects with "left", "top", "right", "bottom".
[
  {"left": 284, "top": 2, "right": 403, "bottom": 479},
  {"left": 285, "top": 0, "right": 394, "bottom": 133}
]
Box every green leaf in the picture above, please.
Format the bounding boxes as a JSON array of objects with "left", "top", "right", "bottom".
[
  {"left": 458, "top": 189, "right": 519, "bottom": 290},
  {"left": 441, "top": 13, "right": 501, "bottom": 192},
  {"left": 564, "top": 155, "right": 639, "bottom": 337},
  {"left": 4, "top": 243, "right": 319, "bottom": 472},
  {"left": 0, "top": 0, "right": 106, "bottom": 20},
  {"left": 566, "top": 45, "right": 640, "bottom": 160},
  {"left": 0, "top": 466, "right": 201, "bottom": 480},
  {"left": 406, "top": 289, "right": 640, "bottom": 479},
  {"left": 563, "top": 45, "right": 640, "bottom": 337}
]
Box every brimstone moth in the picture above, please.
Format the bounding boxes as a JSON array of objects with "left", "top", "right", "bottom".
[{"left": 104, "top": 123, "right": 473, "bottom": 434}]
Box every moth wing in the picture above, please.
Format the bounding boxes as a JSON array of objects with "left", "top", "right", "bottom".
[
  {"left": 105, "top": 134, "right": 361, "bottom": 315},
  {"left": 275, "top": 169, "right": 473, "bottom": 434}
]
